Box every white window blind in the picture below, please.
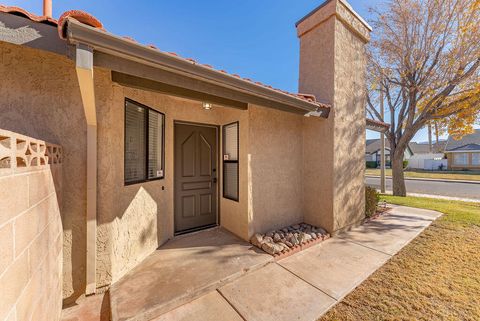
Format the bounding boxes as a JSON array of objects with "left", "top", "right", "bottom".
[
  {"left": 148, "top": 110, "right": 164, "bottom": 179},
  {"left": 453, "top": 153, "right": 468, "bottom": 165},
  {"left": 125, "top": 102, "right": 146, "bottom": 183},
  {"left": 125, "top": 99, "right": 165, "bottom": 184},
  {"left": 223, "top": 122, "right": 239, "bottom": 201},
  {"left": 224, "top": 123, "right": 238, "bottom": 161}
]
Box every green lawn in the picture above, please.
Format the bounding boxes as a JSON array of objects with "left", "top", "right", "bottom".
[
  {"left": 321, "top": 195, "right": 480, "bottom": 321},
  {"left": 365, "top": 168, "right": 480, "bottom": 181}
]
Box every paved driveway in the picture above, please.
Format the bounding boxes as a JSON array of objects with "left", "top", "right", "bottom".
[{"left": 366, "top": 177, "right": 480, "bottom": 201}]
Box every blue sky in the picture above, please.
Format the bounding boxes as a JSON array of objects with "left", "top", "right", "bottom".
[{"left": 4, "top": 0, "right": 468, "bottom": 142}]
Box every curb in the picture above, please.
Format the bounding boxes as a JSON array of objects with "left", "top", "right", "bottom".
[{"left": 365, "top": 175, "right": 480, "bottom": 185}]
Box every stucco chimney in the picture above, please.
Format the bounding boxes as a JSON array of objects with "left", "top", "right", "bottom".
[
  {"left": 43, "top": 0, "right": 52, "bottom": 18},
  {"left": 298, "top": 0, "right": 372, "bottom": 233}
]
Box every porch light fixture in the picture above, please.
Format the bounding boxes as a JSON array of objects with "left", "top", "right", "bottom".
[{"left": 203, "top": 102, "right": 213, "bottom": 110}]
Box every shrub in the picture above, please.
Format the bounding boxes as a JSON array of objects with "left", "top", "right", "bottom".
[
  {"left": 366, "top": 161, "right": 377, "bottom": 168},
  {"left": 403, "top": 160, "right": 409, "bottom": 169},
  {"left": 365, "top": 186, "right": 380, "bottom": 218}
]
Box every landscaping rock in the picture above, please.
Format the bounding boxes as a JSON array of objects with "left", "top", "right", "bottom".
[
  {"left": 316, "top": 227, "right": 327, "bottom": 235},
  {"left": 273, "top": 233, "right": 281, "bottom": 242},
  {"left": 250, "top": 233, "right": 264, "bottom": 247},
  {"left": 290, "top": 235, "right": 300, "bottom": 246},
  {"left": 263, "top": 236, "right": 273, "bottom": 244},
  {"left": 251, "top": 222, "right": 328, "bottom": 256},
  {"left": 261, "top": 243, "right": 277, "bottom": 255}
]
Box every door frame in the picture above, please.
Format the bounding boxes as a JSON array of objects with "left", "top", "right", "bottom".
[{"left": 173, "top": 120, "right": 220, "bottom": 235}]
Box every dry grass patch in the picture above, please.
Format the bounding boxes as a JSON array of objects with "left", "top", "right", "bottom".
[{"left": 321, "top": 196, "right": 480, "bottom": 321}]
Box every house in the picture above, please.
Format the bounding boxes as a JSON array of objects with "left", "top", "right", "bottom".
[
  {"left": 445, "top": 129, "right": 480, "bottom": 170},
  {"left": 365, "top": 139, "right": 413, "bottom": 166},
  {"left": 0, "top": 0, "right": 375, "bottom": 319},
  {"left": 407, "top": 140, "right": 447, "bottom": 170}
]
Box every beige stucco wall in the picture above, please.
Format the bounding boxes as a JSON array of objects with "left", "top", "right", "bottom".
[
  {"left": 96, "top": 83, "right": 250, "bottom": 286},
  {"left": 0, "top": 41, "right": 87, "bottom": 304},
  {"left": 298, "top": 0, "right": 369, "bottom": 233},
  {"left": 248, "top": 105, "right": 304, "bottom": 234},
  {"left": 0, "top": 129, "right": 63, "bottom": 321}
]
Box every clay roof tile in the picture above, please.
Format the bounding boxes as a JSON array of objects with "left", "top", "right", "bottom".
[
  {"left": 0, "top": 5, "right": 57, "bottom": 26},
  {"left": 58, "top": 10, "right": 103, "bottom": 39}
]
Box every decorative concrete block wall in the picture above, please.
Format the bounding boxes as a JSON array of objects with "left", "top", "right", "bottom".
[{"left": 0, "top": 129, "right": 63, "bottom": 321}]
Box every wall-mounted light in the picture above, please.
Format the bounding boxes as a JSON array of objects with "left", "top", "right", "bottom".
[{"left": 203, "top": 102, "right": 213, "bottom": 110}]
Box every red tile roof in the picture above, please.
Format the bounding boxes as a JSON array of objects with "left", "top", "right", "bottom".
[
  {"left": 366, "top": 118, "right": 390, "bottom": 129},
  {"left": 0, "top": 4, "right": 330, "bottom": 109},
  {"left": 0, "top": 4, "right": 57, "bottom": 25},
  {"left": 58, "top": 10, "right": 104, "bottom": 39}
]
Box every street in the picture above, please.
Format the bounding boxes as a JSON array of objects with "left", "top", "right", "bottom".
[{"left": 365, "top": 177, "right": 480, "bottom": 201}]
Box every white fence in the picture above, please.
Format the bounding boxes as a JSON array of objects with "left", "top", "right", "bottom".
[
  {"left": 423, "top": 159, "right": 448, "bottom": 171},
  {"left": 407, "top": 153, "right": 447, "bottom": 170}
]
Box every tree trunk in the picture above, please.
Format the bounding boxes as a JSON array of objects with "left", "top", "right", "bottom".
[{"left": 391, "top": 149, "right": 407, "bottom": 196}]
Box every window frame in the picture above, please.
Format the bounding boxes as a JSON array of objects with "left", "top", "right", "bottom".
[
  {"left": 453, "top": 152, "right": 468, "bottom": 166},
  {"left": 124, "top": 98, "right": 165, "bottom": 186},
  {"left": 472, "top": 153, "right": 480, "bottom": 166},
  {"left": 222, "top": 121, "right": 239, "bottom": 202}
]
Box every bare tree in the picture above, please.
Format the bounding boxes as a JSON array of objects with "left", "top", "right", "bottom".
[{"left": 366, "top": 0, "right": 480, "bottom": 196}]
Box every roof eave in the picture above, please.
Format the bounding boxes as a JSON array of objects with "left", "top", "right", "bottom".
[{"left": 65, "top": 18, "right": 330, "bottom": 118}]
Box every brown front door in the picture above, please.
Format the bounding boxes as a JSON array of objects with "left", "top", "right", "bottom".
[{"left": 174, "top": 122, "right": 218, "bottom": 234}]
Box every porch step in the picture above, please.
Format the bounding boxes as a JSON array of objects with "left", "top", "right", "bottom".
[{"left": 109, "top": 228, "right": 273, "bottom": 321}]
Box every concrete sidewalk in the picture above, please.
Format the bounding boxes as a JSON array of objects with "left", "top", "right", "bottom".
[
  {"left": 153, "top": 205, "right": 442, "bottom": 321},
  {"left": 365, "top": 175, "right": 480, "bottom": 185}
]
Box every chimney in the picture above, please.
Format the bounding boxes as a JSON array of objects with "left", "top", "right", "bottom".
[
  {"left": 43, "top": 0, "right": 52, "bottom": 18},
  {"left": 298, "top": 0, "right": 372, "bottom": 233}
]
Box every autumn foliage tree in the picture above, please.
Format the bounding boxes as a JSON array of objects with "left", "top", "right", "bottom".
[{"left": 367, "top": 0, "right": 480, "bottom": 196}]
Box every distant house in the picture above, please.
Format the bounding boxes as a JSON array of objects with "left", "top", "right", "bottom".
[
  {"left": 407, "top": 140, "right": 447, "bottom": 170},
  {"left": 445, "top": 130, "right": 480, "bottom": 170},
  {"left": 365, "top": 139, "right": 413, "bottom": 166},
  {"left": 409, "top": 140, "right": 447, "bottom": 155}
]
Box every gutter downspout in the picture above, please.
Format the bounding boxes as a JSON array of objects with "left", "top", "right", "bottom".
[{"left": 75, "top": 43, "right": 97, "bottom": 295}]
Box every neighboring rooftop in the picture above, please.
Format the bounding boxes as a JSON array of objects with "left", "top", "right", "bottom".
[
  {"left": 447, "top": 143, "right": 480, "bottom": 152},
  {"left": 445, "top": 129, "right": 480, "bottom": 151},
  {"left": 409, "top": 141, "right": 447, "bottom": 154}
]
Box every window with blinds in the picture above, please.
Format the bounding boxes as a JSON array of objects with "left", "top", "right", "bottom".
[
  {"left": 124, "top": 99, "right": 165, "bottom": 184},
  {"left": 453, "top": 153, "right": 468, "bottom": 166},
  {"left": 223, "top": 122, "right": 239, "bottom": 201}
]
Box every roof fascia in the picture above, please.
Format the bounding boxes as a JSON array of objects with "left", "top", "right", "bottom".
[{"left": 65, "top": 18, "right": 330, "bottom": 118}]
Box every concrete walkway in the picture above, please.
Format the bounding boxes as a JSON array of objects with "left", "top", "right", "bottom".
[
  {"left": 63, "top": 205, "right": 442, "bottom": 321},
  {"left": 151, "top": 205, "right": 442, "bottom": 321}
]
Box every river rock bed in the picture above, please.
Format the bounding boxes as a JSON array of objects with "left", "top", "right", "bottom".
[{"left": 250, "top": 223, "right": 330, "bottom": 256}]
